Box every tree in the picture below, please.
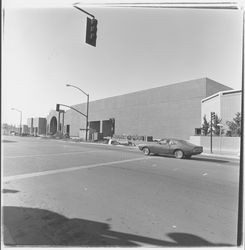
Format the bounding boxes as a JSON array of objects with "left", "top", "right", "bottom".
[
  {"left": 212, "top": 114, "right": 222, "bottom": 136},
  {"left": 201, "top": 115, "right": 209, "bottom": 136},
  {"left": 226, "top": 112, "right": 241, "bottom": 136}
]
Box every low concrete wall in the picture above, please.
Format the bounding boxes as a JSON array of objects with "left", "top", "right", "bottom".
[{"left": 189, "top": 136, "right": 240, "bottom": 156}]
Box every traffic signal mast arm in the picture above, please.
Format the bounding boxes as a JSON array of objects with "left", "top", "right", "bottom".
[
  {"left": 73, "top": 4, "right": 97, "bottom": 47},
  {"left": 56, "top": 104, "right": 87, "bottom": 118},
  {"left": 73, "top": 5, "right": 95, "bottom": 19}
]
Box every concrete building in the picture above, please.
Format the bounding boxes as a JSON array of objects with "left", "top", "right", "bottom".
[
  {"left": 22, "top": 125, "right": 29, "bottom": 135},
  {"left": 46, "top": 110, "right": 65, "bottom": 135},
  {"left": 32, "top": 118, "right": 47, "bottom": 136},
  {"left": 2, "top": 124, "right": 18, "bottom": 135},
  {"left": 47, "top": 78, "right": 232, "bottom": 140},
  {"left": 201, "top": 89, "right": 242, "bottom": 127},
  {"left": 27, "top": 118, "right": 34, "bottom": 135},
  {"left": 188, "top": 89, "right": 242, "bottom": 155}
]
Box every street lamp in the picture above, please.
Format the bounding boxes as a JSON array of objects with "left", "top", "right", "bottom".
[
  {"left": 66, "top": 84, "right": 89, "bottom": 141},
  {"left": 11, "top": 108, "right": 22, "bottom": 135}
]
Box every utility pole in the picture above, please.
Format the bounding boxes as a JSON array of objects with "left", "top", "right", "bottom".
[
  {"left": 11, "top": 108, "right": 22, "bottom": 135},
  {"left": 210, "top": 112, "right": 215, "bottom": 153},
  {"left": 57, "top": 99, "right": 89, "bottom": 141}
]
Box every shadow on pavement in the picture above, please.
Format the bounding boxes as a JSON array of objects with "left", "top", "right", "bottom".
[
  {"left": 2, "top": 140, "right": 17, "bottom": 143},
  {"left": 190, "top": 157, "right": 230, "bottom": 164},
  {"left": 2, "top": 189, "right": 20, "bottom": 194},
  {"left": 3, "top": 206, "right": 233, "bottom": 247},
  {"left": 151, "top": 154, "right": 230, "bottom": 164}
]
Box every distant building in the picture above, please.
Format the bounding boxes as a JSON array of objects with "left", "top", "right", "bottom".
[
  {"left": 47, "top": 77, "right": 233, "bottom": 140},
  {"left": 1, "top": 124, "right": 18, "bottom": 135},
  {"left": 46, "top": 110, "right": 64, "bottom": 135},
  {"left": 22, "top": 125, "right": 29, "bottom": 135},
  {"left": 31, "top": 118, "right": 47, "bottom": 136},
  {"left": 27, "top": 118, "right": 34, "bottom": 135}
]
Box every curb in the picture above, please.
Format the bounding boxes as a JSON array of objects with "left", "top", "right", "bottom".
[
  {"left": 201, "top": 153, "right": 240, "bottom": 160},
  {"left": 70, "top": 140, "right": 139, "bottom": 150},
  {"left": 45, "top": 138, "right": 241, "bottom": 160}
]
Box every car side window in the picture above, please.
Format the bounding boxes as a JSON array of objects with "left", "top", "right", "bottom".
[
  {"left": 160, "top": 139, "right": 168, "bottom": 145},
  {"left": 169, "top": 140, "right": 177, "bottom": 145}
]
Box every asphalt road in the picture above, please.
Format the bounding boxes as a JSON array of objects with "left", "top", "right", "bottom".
[{"left": 2, "top": 136, "right": 240, "bottom": 247}]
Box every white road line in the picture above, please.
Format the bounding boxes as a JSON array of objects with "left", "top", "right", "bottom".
[
  {"left": 4, "top": 150, "right": 102, "bottom": 159},
  {"left": 3, "top": 157, "right": 150, "bottom": 182}
]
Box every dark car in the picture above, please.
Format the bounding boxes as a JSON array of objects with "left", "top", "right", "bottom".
[{"left": 138, "top": 139, "right": 203, "bottom": 159}]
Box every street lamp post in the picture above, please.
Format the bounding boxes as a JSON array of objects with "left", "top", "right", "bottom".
[
  {"left": 66, "top": 84, "right": 89, "bottom": 141},
  {"left": 11, "top": 108, "right": 22, "bottom": 135}
]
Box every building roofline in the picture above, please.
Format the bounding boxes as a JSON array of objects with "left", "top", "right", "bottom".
[
  {"left": 201, "top": 89, "right": 242, "bottom": 103},
  {"left": 79, "top": 77, "right": 221, "bottom": 104},
  {"left": 221, "top": 89, "right": 242, "bottom": 95}
]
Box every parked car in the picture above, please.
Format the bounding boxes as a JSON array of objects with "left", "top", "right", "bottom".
[
  {"left": 10, "top": 131, "right": 18, "bottom": 136},
  {"left": 108, "top": 138, "right": 133, "bottom": 146},
  {"left": 138, "top": 139, "right": 203, "bottom": 159}
]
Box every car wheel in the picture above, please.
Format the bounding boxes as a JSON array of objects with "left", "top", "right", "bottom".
[
  {"left": 143, "top": 147, "right": 150, "bottom": 155},
  {"left": 174, "top": 150, "right": 184, "bottom": 159}
]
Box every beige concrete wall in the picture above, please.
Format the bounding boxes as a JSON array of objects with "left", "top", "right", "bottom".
[
  {"left": 189, "top": 136, "right": 240, "bottom": 155},
  {"left": 33, "top": 118, "right": 47, "bottom": 135},
  {"left": 63, "top": 78, "right": 232, "bottom": 139},
  {"left": 221, "top": 91, "right": 241, "bottom": 123},
  {"left": 201, "top": 90, "right": 241, "bottom": 132},
  {"left": 205, "top": 78, "right": 232, "bottom": 97},
  {"left": 201, "top": 93, "right": 221, "bottom": 123}
]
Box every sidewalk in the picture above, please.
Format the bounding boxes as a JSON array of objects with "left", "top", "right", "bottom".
[
  {"left": 202, "top": 149, "right": 240, "bottom": 160},
  {"left": 67, "top": 139, "right": 241, "bottom": 160}
]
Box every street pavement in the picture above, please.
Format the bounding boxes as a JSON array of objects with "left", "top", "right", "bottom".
[{"left": 2, "top": 135, "right": 240, "bottom": 247}]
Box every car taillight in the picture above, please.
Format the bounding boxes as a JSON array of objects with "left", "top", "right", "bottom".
[{"left": 193, "top": 147, "right": 203, "bottom": 152}]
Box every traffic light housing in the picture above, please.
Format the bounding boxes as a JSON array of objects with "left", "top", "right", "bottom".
[
  {"left": 211, "top": 112, "right": 215, "bottom": 120},
  {"left": 86, "top": 17, "right": 97, "bottom": 47},
  {"left": 56, "top": 104, "right": 60, "bottom": 112}
]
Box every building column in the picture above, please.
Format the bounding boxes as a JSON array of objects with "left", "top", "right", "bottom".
[
  {"left": 62, "top": 111, "right": 65, "bottom": 135},
  {"left": 57, "top": 112, "right": 60, "bottom": 133},
  {"left": 100, "top": 120, "right": 103, "bottom": 133}
]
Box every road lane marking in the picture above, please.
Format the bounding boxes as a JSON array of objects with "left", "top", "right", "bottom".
[
  {"left": 4, "top": 150, "right": 103, "bottom": 159},
  {"left": 3, "top": 157, "right": 150, "bottom": 182}
]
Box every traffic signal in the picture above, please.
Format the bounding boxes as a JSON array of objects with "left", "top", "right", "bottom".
[
  {"left": 86, "top": 17, "right": 98, "bottom": 47},
  {"left": 56, "top": 104, "right": 60, "bottom": 112},
  {"left": 211, "top": 112, "right": 215, "bottom": 120}
]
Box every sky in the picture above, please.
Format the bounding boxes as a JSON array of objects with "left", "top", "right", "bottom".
[{"left": 2, "top": 0, "right": 243, "bottom": 126}]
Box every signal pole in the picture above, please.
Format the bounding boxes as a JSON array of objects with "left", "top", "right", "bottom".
[{"left": 210, "top": 112, "right": 215, "bottom": 154}]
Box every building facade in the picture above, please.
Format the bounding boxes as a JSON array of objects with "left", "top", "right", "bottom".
[
  {"left": 49, "top": 78, "right": 232, "bottom": 140},
  {"left": 29, "top": 118, "right": 47, "bottom": 136},
  {"left": 27, "top": 118, "right": 34, "bottom": 135},
  {"left": 201, "top": 89, "right": 242, "bottom": 128}
]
